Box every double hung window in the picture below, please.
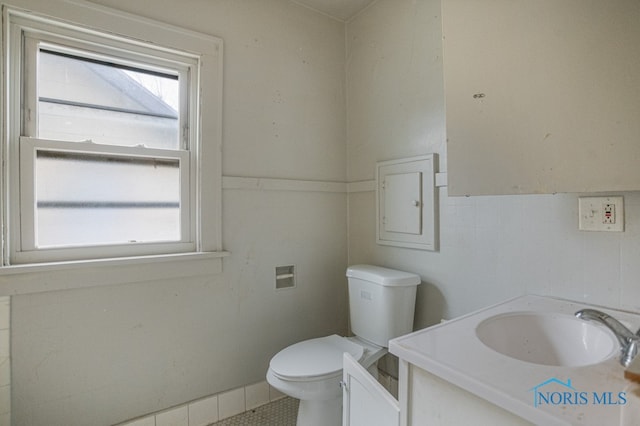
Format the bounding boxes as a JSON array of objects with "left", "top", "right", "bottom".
[{"left": 3, "top": 6, "right": 223, "bottom": 265}]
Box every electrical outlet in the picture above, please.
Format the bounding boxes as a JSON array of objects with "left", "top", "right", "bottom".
[
  {"left": 578, "top": 196, "right": 624, "bottom": 232},
  {"left": 603, "top": 204, "right": 615, "bottom": 224}
]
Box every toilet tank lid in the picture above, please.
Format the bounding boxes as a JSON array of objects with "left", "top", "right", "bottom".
[{"left": 346, "top": 265, "right": 420, "bottom": 287}]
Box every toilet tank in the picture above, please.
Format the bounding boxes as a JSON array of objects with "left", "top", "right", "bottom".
[{"left": 346, "top": 265, "right": 421, "bottom": 347}]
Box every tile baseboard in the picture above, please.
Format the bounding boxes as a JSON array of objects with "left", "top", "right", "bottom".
[{"left": 118, "top": 380, "right": 282, "bottom": 426}]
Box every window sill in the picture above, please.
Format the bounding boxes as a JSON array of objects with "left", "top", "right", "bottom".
[{"left": 0, "top": 251, "right": 230, "bottom": 296}]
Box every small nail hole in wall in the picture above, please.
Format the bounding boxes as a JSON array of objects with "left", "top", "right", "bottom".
[{"left": 275, "top": 265, "right": 295, "bottom": 290}]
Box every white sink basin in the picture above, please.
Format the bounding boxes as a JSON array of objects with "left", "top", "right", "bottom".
[{"left": 476, "top": 311, "right": 618, "bottom": 366}]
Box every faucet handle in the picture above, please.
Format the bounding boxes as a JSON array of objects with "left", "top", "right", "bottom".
[{"left": 622, "top": 340, "right": 639, "bottom": 367}]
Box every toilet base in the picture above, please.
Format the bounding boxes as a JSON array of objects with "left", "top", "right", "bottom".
[
  {"left": 297, "top": 396, "right": 342, "bottom": 426},
  {"left": 266, "top": 334, "right": 389, "bottom": 426}
]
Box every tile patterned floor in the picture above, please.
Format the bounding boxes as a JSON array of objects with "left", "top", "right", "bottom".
[{"left": 211, "top": 397, "right": 298, "bottom": 425}]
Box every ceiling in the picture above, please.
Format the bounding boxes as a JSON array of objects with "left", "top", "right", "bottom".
[{"left": 291, "top": 0, "right": 376, "bottom": 21}]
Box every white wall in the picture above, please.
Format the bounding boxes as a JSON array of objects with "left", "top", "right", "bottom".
[
  {"left": 7, "top": 0, "right": 640, "bottom": 424},
  {"left": 346, "top": 0, "right": 640, "bottom": 330},
  {"left": 0, "top": 297, "right": 9, "bottom": 425},
  {"left": 6, "top": 1, "right": 348, "bottom": 425}
]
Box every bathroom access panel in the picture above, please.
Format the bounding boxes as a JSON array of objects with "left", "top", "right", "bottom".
[{"left": 376, "top": 154, "right": 438, "bottom": 251}]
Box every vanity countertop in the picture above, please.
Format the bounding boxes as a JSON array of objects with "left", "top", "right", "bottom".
[{"left": 389, "top": 295, "right": 640, "bottom": 425}]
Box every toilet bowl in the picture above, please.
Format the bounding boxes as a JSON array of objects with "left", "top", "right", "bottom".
[
  {"left": 266, "top": 334, "right": 386, "bottom": 426},
  {"left": 266, "top": 265, "right": 421, "bottom": 426}
]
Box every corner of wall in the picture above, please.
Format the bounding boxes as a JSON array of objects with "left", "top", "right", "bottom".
[{"left": 0, "top": 296, "right": 10, "bottom": 426}]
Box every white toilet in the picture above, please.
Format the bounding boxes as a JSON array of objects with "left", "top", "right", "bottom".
[{"left": 266, "top": 264, "right": 421, "bottom": 426}]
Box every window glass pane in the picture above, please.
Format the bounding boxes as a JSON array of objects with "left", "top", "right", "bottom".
[
  {"left": 35, "top": 151, "right": 181, "bottom": 247},
  {"left": 37, "top": 50, "right": 180, "bottom": 149}
]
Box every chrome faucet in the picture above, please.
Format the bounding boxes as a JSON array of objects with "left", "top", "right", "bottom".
[{"left": 575, "top": 309, "right": 640, "bottom": 367}]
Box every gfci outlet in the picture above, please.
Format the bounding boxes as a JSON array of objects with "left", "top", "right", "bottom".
[{"left": 578, "top": 196, "right": 624, "bottom": 232}]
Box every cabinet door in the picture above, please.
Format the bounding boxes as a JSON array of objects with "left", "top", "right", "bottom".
[
  {"left": 382, "top": 172, "right": 422, "bottom": 235},
  {"left": 342, "top": 353, "right": 400, "bottom": 426},
  {"left": 376, "top": 155, "right": 437, "bottom": 251}
]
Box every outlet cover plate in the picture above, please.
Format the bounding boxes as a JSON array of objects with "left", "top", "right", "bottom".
[{"left": 578, "top": 196, "right": 624, "bottom": 232}]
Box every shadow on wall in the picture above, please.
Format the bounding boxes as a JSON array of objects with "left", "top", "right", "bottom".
[
  {"left": 377, "top": 281, "right": 445, "bottom": 380},
  {"left": 414, "top": 281, "right": 445, "bottom": 330}
]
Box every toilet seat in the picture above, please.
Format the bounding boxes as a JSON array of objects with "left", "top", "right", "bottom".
[{"left": 270, "top": 334, "right": 364, "bottom": 381}]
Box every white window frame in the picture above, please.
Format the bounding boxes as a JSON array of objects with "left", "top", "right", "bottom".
[
  {"left": 19, "top": 136, "right": 193, "bottom": 263},
  {"left": 1, "top": 2, "right": 224, "bottom": 267}
]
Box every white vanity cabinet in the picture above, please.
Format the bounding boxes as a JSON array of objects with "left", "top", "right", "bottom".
[
  {"left": 443, "top": 0, "right": 640, "bottom": 196},
  {"left": 397, "top": 361, "right": 533, "bottom": 426},
  {"left": 389, "top": 296, "right": 640, "bottom": 426}
]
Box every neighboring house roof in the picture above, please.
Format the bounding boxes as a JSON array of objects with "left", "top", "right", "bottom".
[
  {"left": 40, "top": 50, "right": 178, "bottom": 119},
  {"left": 85, "top": 60, "right": 178, "bottom": 119}
]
